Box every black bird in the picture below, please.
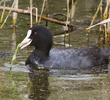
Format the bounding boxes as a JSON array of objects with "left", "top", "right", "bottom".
[{"left": 20, "top": 25, "right": 110, "bottom": 70}]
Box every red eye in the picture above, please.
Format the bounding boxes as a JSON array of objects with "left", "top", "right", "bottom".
[{"left": 34, "top": 32, "right": 37, "bottom": 35}]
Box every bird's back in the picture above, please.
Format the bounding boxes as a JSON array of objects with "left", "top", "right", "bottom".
[{"left": 43, "top": 46, "right": 108, "bottom": 69}]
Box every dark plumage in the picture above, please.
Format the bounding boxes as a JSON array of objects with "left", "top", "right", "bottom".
[{"left": 20, "top": 25, "right": 110, "bottom": 70}]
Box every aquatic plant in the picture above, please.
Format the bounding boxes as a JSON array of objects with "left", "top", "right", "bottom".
[
  {"left": 10, "top": 43, "right": 20, "bottom": 72},
  {"left": 0, "top": 1, "right": 14, "bottom": 29},
  {"left": 87, "top": 0, "right": 110, "bottom": 47}
]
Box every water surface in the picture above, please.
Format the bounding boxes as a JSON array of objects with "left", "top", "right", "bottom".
[{"left": 0, "top": 0, "right": 110, "bottom": 100}]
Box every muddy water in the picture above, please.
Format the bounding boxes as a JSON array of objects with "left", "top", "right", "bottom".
[{"left": 1, "top": 0, "right": 110, "bottom": 100}]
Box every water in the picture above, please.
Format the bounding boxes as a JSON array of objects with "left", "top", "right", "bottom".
[{"left": 1, "top": 0, "right": 110, "bottom": 100}]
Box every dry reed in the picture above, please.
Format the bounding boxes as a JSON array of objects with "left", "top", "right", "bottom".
[
  {"left": 13, "top": 0, "right": 19, "bottom": 26},
  {"left": 30, "top": 0, "right": 33, "bottom": 27},
  {"left": 0, "top": 2, "right": 14, "bottom": 29},
  {"left": 38, "top": 0, "right": 46, "bottom": 24},
  {"left": 0, "top": 1, "right": 6, "bottom": 24}
]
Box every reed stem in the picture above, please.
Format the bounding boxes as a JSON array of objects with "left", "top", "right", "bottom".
[
  {"left": 45, "top": 0, "right": 48, "bottom": 26},
  {"left": 88, "top": 0, "right": 103, "bottom": 32},
  {"left": 38, "top": 0, "right": 46, "bottom": 24},
  {"left": 13, "top": 0, "right": 19, "bottom": 26},
  {"left": 35, "top": 8, "right": 38, "bottom": 23},
  {"left": 0, "top": 1, "right": 6, "bottom": 24},
  {"left": 10, "top": 43, "right": 20, "bottom": 72},
  {"left": 0, "top": 2, "right": 14, "bottom": 29},
  {"left": 64, "top": 0, "right": 70, "bottom": 47},
  {"left": 30, "top": 0, "right": 33, "bottom": 27}
]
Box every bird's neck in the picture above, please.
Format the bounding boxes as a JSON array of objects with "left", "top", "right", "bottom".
[{"left": 33, "top": 49, "right": 49, "bottom": 63}]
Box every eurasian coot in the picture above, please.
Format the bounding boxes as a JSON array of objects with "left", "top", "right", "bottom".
[{"left": 20, "top": 25, "right": 110, "bottom": 70}]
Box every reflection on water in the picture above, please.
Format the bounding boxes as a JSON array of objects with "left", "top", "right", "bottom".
[
  {"left": 27, "top": 68, "right": 110, "bottom": 100},
  {"left": 28, "top": 69, "right": 50, "bottom": 100},
  {"left": 0, "top": 0, "right": 110, "bottom": 100},
  {"left": 11, "top": 27, "right": 16, "bottom": 52},
  {"left": 0, "top": 68, "right": 110, "bottom": 100}
]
